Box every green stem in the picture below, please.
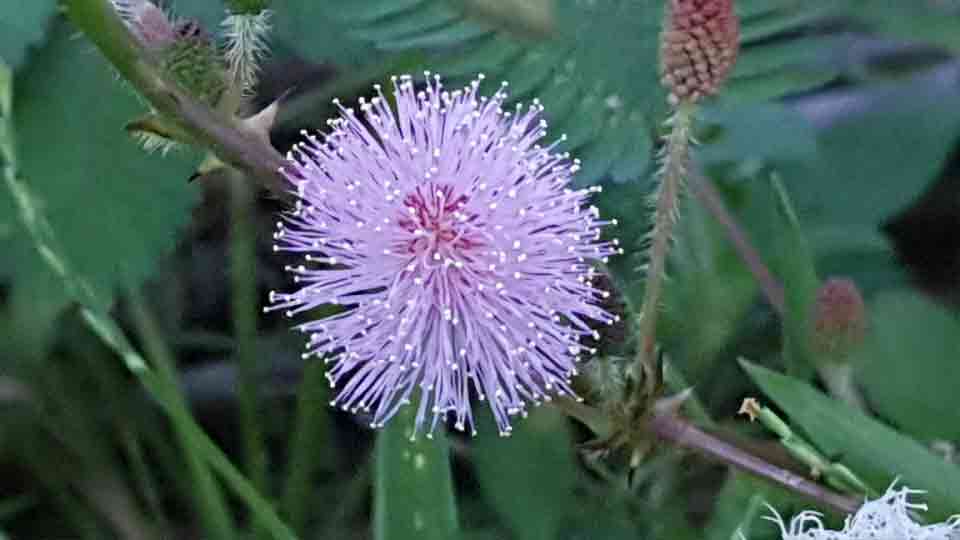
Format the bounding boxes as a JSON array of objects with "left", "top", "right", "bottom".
[
  {"left": 62, "top": 0, "right": 288, "bottom": 198},
  {"left": 128, "top": 293, "right": 299, "bottom": 540},
  {"left": 281, "top": 360, "right": 331, "bottom": 536},
  {"left": 4, "top": 38, "right": 296, "bottom": 540},
  {"left": 688, "top": 167, "right": 786, "bottom": 316},
  {"left": 128, "top": 291, "right": 237, "bottom": 540},
  {"left": 230, "top": 171, "right": 270, "bottom": 538},
  {"left": 633, "top": 102, "right": 696, "bottom": 398},
  {"left": 121, "top": 427, "right": 171, "bottom": 536},
  {"left": 320, "top": 466, "right": 371, "bottom": 540}
]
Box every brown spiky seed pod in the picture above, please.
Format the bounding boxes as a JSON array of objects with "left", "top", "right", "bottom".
[
  {"left": 660, "top": 0, "right": 739, "bottom": 104},
  {"left": 811, "top": 277, "right": 867, "bottom": 361}
]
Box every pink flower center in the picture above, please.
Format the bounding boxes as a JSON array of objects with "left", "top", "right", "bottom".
[{"left": 396, "top": 183, "right": 484, "bottom": 258}]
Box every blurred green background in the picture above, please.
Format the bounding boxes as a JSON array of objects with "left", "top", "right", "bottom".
[{"left": 2, "top": 1, "right": 960, "bottom": 538}]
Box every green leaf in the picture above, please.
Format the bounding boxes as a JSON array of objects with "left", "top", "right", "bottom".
[
  {"left": 2, "top": 19, "right": 197, "bottom": 316},
  {"left": 373, "top": 408, "right": 459, "bottom": 540},
  {"left": 744, "top": 176, "right": 819, "bottom": 376},
  {"left": 742, "top": 360, "right": 960, "bottom": 520},
  {"left": 0, "top": 0, "right": 57, "bottom": 69},
  {"left": 281, "top": 360, "right": 333, "bottom": 536},
  {"left": 855, "top": 291, "right": 960, "bottom": 442},
  {"left": 592, "top": 180, "right": 650, "bottom": 306},
  {"left": 813, "top": 241, "right": 907, "bottom": 297},
  {"left": 472, "top": 407, "right": 577, "bottom": 540},
  {"left": 705, "top": 474, "right": 774, "bottom": 540},
  {"left": 325, "top": 0, "right": 865, "bottom": 184},
  {"left": 843, "top": 2, "right": 960, "bottom": 53},
  {"left": 697, "top": 103, "right": 818, "bottom": 166},
  {"left": 274, "top": 0, "right": 959, "bottom": 188},
  {"left": 662, "top": 184, "right": 758, "bottom": 379},
  {"left": 271, "top": 2, "right": 378, "bottom": 66},
  {"left": 778, "top": 72, "right": 960, "bottom": 234},
  {"left": 772, "top": 177, "right": 819, "bottom": 377}
]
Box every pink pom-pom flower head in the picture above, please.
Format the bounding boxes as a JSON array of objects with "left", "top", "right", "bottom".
[{"left": 267, "top": 73, "right": 621, "bottom": 436}]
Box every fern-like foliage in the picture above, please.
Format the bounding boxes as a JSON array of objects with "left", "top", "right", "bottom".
[{"left": 307, "top": 0, "right": 872, "bottom": 184}]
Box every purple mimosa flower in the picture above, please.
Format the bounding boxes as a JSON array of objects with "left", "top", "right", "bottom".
[{"left": 267, "top": 73, "right": 621, "bottom": 436}]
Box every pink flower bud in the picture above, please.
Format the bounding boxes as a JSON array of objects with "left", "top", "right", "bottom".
[
  {"left": 660, "top": 0, "right": 740, "bottom": 104},
  {"left": 811, "top": 278, "right": 867, "bottom": 361}
]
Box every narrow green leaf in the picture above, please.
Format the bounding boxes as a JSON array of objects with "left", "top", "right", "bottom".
[
  {"left": 332, "top": 0, "right": 426, "bottom": 24},
  {"left": 331, "top": 0, "right": 853, "bottom": 184},
  {"left": 297, "top": 0, "right": 960, "bottom": 186},
  {"left": 498, "top": 44, "right": 573, "bottom": 99},
  {"left": 271, "top": 3, "right": 377, "bottom": 66},
  {"left": 765, "top": 176, "right": 819, "bottom": 377},
  {"left": 592, "top": 180, "right": 650, "bottom": 306},
  {"left": 349, "top": 3, "right": 460, "bottom": 41},
  {"left": 845, "top": 2, "right": 960, "bottom": 52},
  {"left": 721, "top": 68, "right": 836, "bottom": 104},
  {"left": 738, "top": 5, "right": 834, "bottom": 43},
  {"left": 430, "top": 34, "right": 525, "bottom": 79},
  {"left": 282, "top": 360, "right": 333, "bottom": 536},
  {"left": 609, "top": 125, "right": 654, "bottom": 183},
  {"left": 129, "top": 294, "right": 237, "bottom": 540},
  {"left": 378, "top": 20, "right": 490, "bottom": 51},
  {"left": 697, "top": 103, "right": 818, "bottom": 166},
  {"left": 733, "top": 35, "right": 838, "bottom": 81},
  {"left": 705, "top": 474, "right": 768, "bottom": 540},
  {"left": 742, "top": 360, "right": 960, "bottom": 520},
  {"left": 737, "top": 0, "right": 802, "bottom": 20},
  {"left": 374, "top": 408, "right": 459, "bottom": 540},
  {"left": 130, "top": 293, "right": 298, "bottom": 540}
]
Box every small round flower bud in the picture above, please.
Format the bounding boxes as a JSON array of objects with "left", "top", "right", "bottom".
[
  {"left": 659, "top": 0, "right": 739, "bottom": 104},
  {"left": 811, "top": 277, "right": 867, "bottom": 361},
  {"left": 160, "top": 19, "right": 227, "bottom": 106},
  {"left": 113, "top": 1, "right": 176, "bottom": 48}
]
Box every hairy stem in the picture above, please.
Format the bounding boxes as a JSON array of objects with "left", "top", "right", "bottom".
[
  {"left": 649, "top": 410, "right": 861, "bottom": 515},
  {"left": 63, "top": 0, "right": 288, "bottom": 197},
  {"left": 634, "top": 103, "right": 696, "bottom": 397}
]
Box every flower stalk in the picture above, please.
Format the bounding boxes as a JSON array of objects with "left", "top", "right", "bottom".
[
  {"left": 229, "top": 170, "right": 269, "bottom": 539},
  {"left": 632, "top": 0, "right": 741, "bottom": 402},
  {"left": 634, "top": 102, "right": 696, "bottom": 399},
  {"left": 688, "top": 167, "right": 787, "bottom": 315}
]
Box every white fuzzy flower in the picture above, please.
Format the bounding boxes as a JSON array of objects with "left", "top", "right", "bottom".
[{"left": 753, "top": 484, "right": 960, "bottom": 540}]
